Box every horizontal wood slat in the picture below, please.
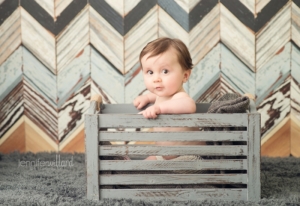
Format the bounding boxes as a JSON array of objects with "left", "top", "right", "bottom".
[
  {"left": 100, "top": 174, "right": 247, "bottom": 185},
  {"left": 100, "top": 188, "right": 247, "bottom": 201},
  {"left": 99, "top": 131, "right": 248, "bottom": 142},
  {"left": 98, "top": 113, "right": 248, "bottom": 128},
  {"left": 99, "top": 159, "right": 248, "bottom": 170},
  {"left": 99, "top": 145, "right": 248, "bottom": 156}
]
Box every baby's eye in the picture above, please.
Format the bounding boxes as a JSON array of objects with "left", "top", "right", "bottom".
[
  {"left": 147, "top": 70, "right": 153, "bottom": 75},
  {"left": 162, "top": 69, "right": 168, "bottom": 74}
]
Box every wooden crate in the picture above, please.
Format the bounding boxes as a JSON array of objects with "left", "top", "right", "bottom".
[{"left": 84, "top": 97, "right": 261, "bottom": 201}]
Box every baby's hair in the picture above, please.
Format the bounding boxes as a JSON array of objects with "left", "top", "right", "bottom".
[{"left": 139, "top": 37, "right": 193, "bottom": 71}]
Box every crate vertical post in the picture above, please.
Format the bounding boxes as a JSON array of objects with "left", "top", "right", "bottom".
[
  {"left": 85, "top": 96, "right": 102, "bottom": 200},
  {"left": 247, "top": 99, "right": 261, "bottom": 201}
]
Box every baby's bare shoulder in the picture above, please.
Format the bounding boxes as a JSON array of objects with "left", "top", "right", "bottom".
[{"left": 172, "top": 92, "right": 193, "bottom": 100}]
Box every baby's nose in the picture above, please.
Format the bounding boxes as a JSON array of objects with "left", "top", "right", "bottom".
[{"left": 153, "top": 76, "right": 161, "bottom": 82}]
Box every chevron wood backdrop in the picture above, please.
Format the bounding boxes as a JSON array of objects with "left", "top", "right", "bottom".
[{"left": 0, "top": 0, "right": 299, "bottom": 157}]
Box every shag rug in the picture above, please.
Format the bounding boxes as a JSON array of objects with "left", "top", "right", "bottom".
[{"left": 0, "top": 152, "right": 300, "bottom": 206}]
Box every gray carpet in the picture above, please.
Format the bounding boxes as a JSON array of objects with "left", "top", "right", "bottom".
[{"left": 0, "top": 152, "right": 300, "bottom": 206}]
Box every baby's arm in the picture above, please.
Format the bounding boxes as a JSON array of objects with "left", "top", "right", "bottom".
[{"left": 133, "top": 92, "right": 156, "bottom": 110}]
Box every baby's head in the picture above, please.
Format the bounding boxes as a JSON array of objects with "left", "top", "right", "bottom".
[
  {"left": 139, "top": 38, "right": 193, "bottom": 97},
  {"left": 139, "top": 37, "right": 193, "bottom": 71}
]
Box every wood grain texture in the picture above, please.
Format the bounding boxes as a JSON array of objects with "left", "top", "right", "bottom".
[
  {"left": 124, "top": 5, "right": 158, "bottom": 73},
  {"left": 0, "top": 81, "right": 23, "bottom": 138},
  {"left": 89, "top": 6, "right": 124, "bottom": 73},
  {"left": 100, "top": 159, "right": 247, "bottom": 171},
  {"left": 57, "top": 45, "right": 90, "bottom": 107},
  {"left": 0, "top": 46, "right": 22, "bottom": 101},
  {"left": 35, "top": 0, "right": 55, "bottom": 18},
  {"left": 56, "top": 6, "right": 89, "bottom": 72},
  {"left": 189, "top": 43, "right": 220, "bottom": 100},
  {"left": 100, "top": 173, "right": 247, "bottom": 185},
  {"left": 58, "top": 79, "right": 90, "bottom": 142},
  {"left": 98, "top": 113, "right": 248, "bottom": 128},
  {"left": 189, "top": 4, "right": 220, "bottom": 66},
  {"left": 292, "top": 2, "right": 300, "bottom": 47},
  {"left": 91, "top": 47, "right": 124, "bottom": 103},
  {"left": 99, "top": 131, "right": 248, "bottom": 142},
  {"left": 55, "top": 0, "right": 72, "bottom": 17},
  {"left": 221, "top": 44, "right": 255, "bottom": 95},
  {"left": 256, "top": 42, "right": 291, "bottom": 106},
  {"left": 261, "top": 117, "right": 290, "bottom": 157},
  {"left": 0, "top": 0, "right": 18, "bottom": 26},
  {"left": 0, "top": 8, "right": 21, "bottom": 66},
  {"left": 220, "top": 4, "right": 255, "bottom": 71},
  {"left": 0, "top": 118, "right": 25, "bottom": 154},
  {"left": 25, "top": 117, "right": 58, "bottom": 153},
  {"left": 21, "top": 8, "right": 56, "bottom": 73},
  {"left": 100, "top": 188, "right": 247, "bottom": 201},
  {"left": 256, "top": 2, "right": 291, "bottom": 70},
  {"left": 256, "top": 0, "right": 271, "bottom": 14},
  {"left": 104, "top": 0, "right": 124, "bottom": 17},
  {"left": 124, "top": 63, "right": 145, "bottom": 103},
  {"left": 257, "top": 76, "right": 290, "bottom": 138},
  {"left": 239, "top": 0, "right": 255, "bottom": 14},
  {"left": 59, "top": 126, "right": 85, "bottom": 153},
  {"left": 291, "top": 115, "right": 300, "bottom": 157}
]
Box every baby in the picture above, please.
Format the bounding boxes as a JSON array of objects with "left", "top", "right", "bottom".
[{"left": 133, "top": 37, "right": 205, "bottom": 160}]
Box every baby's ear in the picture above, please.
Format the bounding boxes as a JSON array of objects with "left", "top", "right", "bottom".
[{"left": 183, "top": 69, "right": 192, "bottom": 82}]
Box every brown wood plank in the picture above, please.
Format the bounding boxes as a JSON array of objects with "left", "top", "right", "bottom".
[
  {"left": 0, "top": 119, "right": 25, "bottom": 154},
  {"left": 261, "top": 118, "right": 290, "bottom": 157},
  {"left": 60, "top": 129, "right": 85, "bottom": 153},
  {"left": 291, "top": 117, "right": 300, "bottom": 157}
]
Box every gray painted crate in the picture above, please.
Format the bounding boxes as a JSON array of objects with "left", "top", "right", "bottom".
[{"left": 85, "top": 98, "right": 261, "bottom": 201}]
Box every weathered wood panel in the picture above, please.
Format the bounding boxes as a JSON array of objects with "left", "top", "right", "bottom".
[
  {"left": 99, "top": 159, "right": 248, "bottom": 171},
  {"left": 247, "top": 113, "right": 261, "bottom": 200},
  {"left": 99, "top": 131, "right": 248, "bottom": 142},
  {"left": 98, "top": 113, "right": 248, "bottom": 128},
  {"left": 85, "top": 114, "right": 100, "bottom": 200},
  {"left": 100, "top": 173, "right": 247, "bottom": 185},
  {"left": 100, "top": 188, "right": 247, "bottom": 201},
  {"left": 99, "top": 145, "right": 247, "bottom": 156}
]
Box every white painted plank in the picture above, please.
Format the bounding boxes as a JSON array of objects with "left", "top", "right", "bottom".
[
  {"left": 99, "top": 131, "right": 248, "bottom": 142},
  {"left": 99, "top": 145, "right": 248, "bottom": 156},
  {"left": 100, "top": 173, "right": 247, "bottom": 185},
  {"left": 247, "top": 113, "right": 261, "bottom": 201},
  {"left": 85, "top": 114, "right": 100, "bottom": 200},
  {"left": 99, "top": 159, "right": 248, "bottom": 170},
  {"left": 100, "top": 188, "right": 247, "bottom": 201},
  {"left": 98, "top": 113, "right": 248, "bottom": 127}
]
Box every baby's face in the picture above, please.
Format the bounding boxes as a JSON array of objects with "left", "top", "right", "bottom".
[{"left": 141, "top": 47, "right": 190, "bottom": 97}]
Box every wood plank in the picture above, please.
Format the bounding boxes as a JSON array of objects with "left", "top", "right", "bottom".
[
  {"left": 100, "top": 174, "right": 247, "bottom": 185},
  {"left": 99, "top": 159, "right": 248, "bottom": 171},
  {"left": 85, "top": 114, "right": 100, "bottom": 200},
  {"left": 0, "top": 118, "right": 25, "bottom": 154},
  {"left": 98, "top": 113, "right": 248, "bottom": 128},
  {"left": 261, "top": 118, "right": 290, "bottom": 157},
  {"left": 291, "top": 115, "right": 300, "bottom": 157},
  {"left": 99, "top": 145, "right": 248, "bottom": 156},
  {"left": 60, "top": 128, "right": 85, "bottom": 153},
  {"left": 247, "top": 113, "right": 261, "bottom": 201},
  {"left": 100, "top": 188, "right": 247, "bottom": 201},
  {"left": 99, "top": 131, "right": 248, "bottom": 142}
]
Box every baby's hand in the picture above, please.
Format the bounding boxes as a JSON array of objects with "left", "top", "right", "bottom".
[
  {"left": 139, "top": 105, "right": 161, "bottom": 119},
  {"left": 133, "top": 95, "right": 149, "bottom": 110}
]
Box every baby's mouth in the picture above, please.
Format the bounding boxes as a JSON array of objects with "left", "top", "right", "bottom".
[{"left": 155, "top": 87, "right": 163, "bottom": 91}]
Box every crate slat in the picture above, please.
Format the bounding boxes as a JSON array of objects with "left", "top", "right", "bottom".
[
  {"left": 100, "top": 188, "right": 247, "bottom": 201},
  {"left": 99, "top": 131, "right": 248, "bottom": 142},
  {"left": 99, "top": 159, "right": 247, "bottom": 170},
  {"left": 99, "top": 145, "right": 248, "bottom": 156},
  {"left": 98, "top": 113, "right": 248, "bottom": 128},
  {"left": 100, "top": 174, "right": 247, "bottom": 185}
]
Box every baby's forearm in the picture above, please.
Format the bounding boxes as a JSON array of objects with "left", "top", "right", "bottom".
[
  {"left": 159, "top": 98, "right": 196, "bottom": 114},
  {"left": 145, "top": 92, "right": 156, "bottom": 103}
]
